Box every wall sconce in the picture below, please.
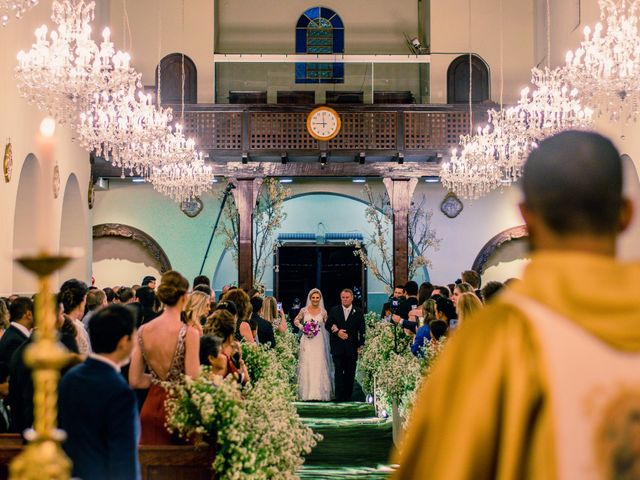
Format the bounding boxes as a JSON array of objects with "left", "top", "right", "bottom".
[
  {"left": 397, "top": 152, "right": 404, "bottom": 165},
  {"left": 281, "top": 153, "right": 288, "bottom": 164},
  {"left": 242, "top": 153, "right": 249, "bottom": 164},
  {"left": 358, "top": 152, "right": 366, "bottom": 165}
]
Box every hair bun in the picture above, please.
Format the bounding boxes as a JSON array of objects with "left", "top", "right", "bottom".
[{"left": 157, "top": 271, "right": 189, "bottom": 306}]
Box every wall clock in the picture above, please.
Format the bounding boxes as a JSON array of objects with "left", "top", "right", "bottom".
[
  {"left": 180, "top": 197, "right": 203, "bottom": 218},
  {"left": 3, "top": 141, "right": 12, "bottom": 183},
  {"left": 306, "top": 106, "right": 341, "bottom": 141}
]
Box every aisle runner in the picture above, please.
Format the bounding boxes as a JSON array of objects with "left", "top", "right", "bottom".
[{"left": 296, "top": 402, "right": 395, "bottom": 479}]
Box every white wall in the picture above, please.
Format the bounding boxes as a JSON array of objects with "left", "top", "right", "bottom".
[{"left": 0, "top": 0, "right": 92, "bottom": 295}]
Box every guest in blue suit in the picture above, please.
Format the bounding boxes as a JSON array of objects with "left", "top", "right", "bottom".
[{"left": 59, "top": 304, "right": 140, "bottom": 480}]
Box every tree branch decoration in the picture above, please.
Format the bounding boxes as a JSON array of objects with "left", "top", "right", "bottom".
[
  {"left": 217, "top": 178, "right": 291, "bottom": 288},
  {"left": 348, "top": 185, "right": 440, "bottom": 292}
]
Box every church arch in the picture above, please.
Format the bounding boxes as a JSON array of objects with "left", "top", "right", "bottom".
[
  {"left": 59, "top": 174, "right": 89, "bottom": 282},
  {"left": 472, "top": 225, "right": 528, "bottom": 274},
  {"left": 155, "top": 53, "right": 198, "bottom": 104},
  {"left": 447, "top": 54, "right": 490, "bottom": 104}
]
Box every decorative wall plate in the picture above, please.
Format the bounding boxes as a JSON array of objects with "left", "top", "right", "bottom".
[
  {"left": 3, "top": 141, "right": 12, "bottom": 183},
  {"left": 180, "top": 197, "right": 203, "bottom": 218},
  {"left": 440, "top": 191, "right": 464, "bottom": 218},
  {"left": 52, "top": 163, "right": 61, "bottom": 198},
  {"left": 88, "top": 178, "right": 95, "bottom": 210}
]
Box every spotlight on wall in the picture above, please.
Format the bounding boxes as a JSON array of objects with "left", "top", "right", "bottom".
[
  {"left": 281, "top": 153, "right": 288, "bottom": 165},
  {"left": 352, "top": 177, "right": 366, "bottom": 183},
  {"left": 242, "top": 152, "right": 249, "bottom": 164},
  {"left": 279, "top": 178, "right": 293, "bottom": 184},
  {"left": 319, "top": 152, "right": 328, "bottom": 166},
  {"left": 424, "top": 176, "right": 440, "bottom": 183},
  {"left": 396, "top": 152, "right": 404, "bottom": 165},
  {"left": 132, "top": 177, "right": 145, "bottom": 183},
  {"left": 358, "top": 152, "right": 366, "bottom": 165}
]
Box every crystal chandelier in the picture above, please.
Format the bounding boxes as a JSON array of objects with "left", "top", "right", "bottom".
[
  {"left": 78, "top": 87, "right": 173, "bottom": 176},
  {"left": 1, "top": 0, "right": 38, "bottom": 26},
  {"left": 441, "top": 67, "right": 593, "bottom": 199},
  {"left": 15, "top": 0, "right": 140, "bottom": 127},
  {"left": 565, "top": 0, "right": 640, "bottom": 121},
  {"left": 149, "top": 151, "right": 215, "bottom": 203}
]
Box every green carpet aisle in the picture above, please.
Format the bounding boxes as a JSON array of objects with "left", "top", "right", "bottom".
[{"left": 296, "top": 402, "right": 396, "bottom": 479}]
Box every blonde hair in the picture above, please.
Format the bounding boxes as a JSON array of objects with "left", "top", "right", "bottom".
[
  {"left": 455, "top": 282, "right": 474, "bottom": 295},
  {"left": 261, "top": 296, "right": 278, "bottom": 323},
  {"left": 421, "top": 299, "right": 437, "bottom": 324},
  {"left": 456, "top": 292, "right": 483, "bottom": 323},
  {"left": 186, "top": 291, "right": 210, "bottom": 325}
]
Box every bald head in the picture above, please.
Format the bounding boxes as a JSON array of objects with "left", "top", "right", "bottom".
[{"left": 522, "top": 131, "right": 623, "bottom": 236}]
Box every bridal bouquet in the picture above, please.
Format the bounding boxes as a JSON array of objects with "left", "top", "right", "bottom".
[{"left": 302, "top": 318, "right": 320, "bottom": 338}]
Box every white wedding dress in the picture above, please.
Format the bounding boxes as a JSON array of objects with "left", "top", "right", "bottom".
[{"left": 297, "top": 308, "right": 334, "bottom": 401}]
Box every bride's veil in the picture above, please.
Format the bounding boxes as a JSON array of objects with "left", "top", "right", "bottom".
[{"left": 305, "top": 288, "right": 327, "bottom": 314}]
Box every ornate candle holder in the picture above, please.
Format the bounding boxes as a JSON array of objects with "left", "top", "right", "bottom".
[{"left": 10, "top": 254, "right": 74, "bottom": 480}]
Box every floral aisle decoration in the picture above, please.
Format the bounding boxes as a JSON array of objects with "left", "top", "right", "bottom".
[
  {"left": 274, "top": 328, "right": 300, "bottom": 387},
  {"left": 166, "top": 360, "right": 319, "bottom": 479}
]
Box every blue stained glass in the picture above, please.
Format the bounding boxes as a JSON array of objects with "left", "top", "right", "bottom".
[
  {"left": 304, "top": 7, "right": 320, "bottom": 19},
  {"left": 320, "top": 8, "right": 337, "bottom": 20},
  {"left": 333, "top": 33, "right": 344, "bottom": 53},
  {"left": 329, "top": 15, "right": 344, "bottom": 29},
  {"left": 296, "top": 29, "right": 306, "bottom": 53},
  {"left": 296, "top": 15, "right": 310, "bottom": 28}
]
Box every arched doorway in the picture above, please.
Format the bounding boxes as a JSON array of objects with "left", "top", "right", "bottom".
[
  {"left": 12, "top": 154, "right": 41, "bottom": 293},
  {"left": 59, "top": 174, "right": 89, "bottom": 283},
  {"left": 447, "top": 54, "right": 490, "bottom": 104},
  {"left": 155, "top": 53, "right": 198, "bottom": 104},
  {"left": 472, "top": 225, "right": 530, "bottom": 282}
]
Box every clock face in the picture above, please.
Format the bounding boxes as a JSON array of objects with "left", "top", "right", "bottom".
[{"left": 307, "top": 106, "right": 341, "bottom": 141}]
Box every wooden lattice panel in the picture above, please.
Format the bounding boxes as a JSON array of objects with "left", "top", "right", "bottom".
[
  {"left": 183, "top": 112, "right": 242, "bottom": 150},
  {"left": 329, "top": 112, "right": 396, "bottom": 150},
  {"left": 404, "top": 112, "right": 447, "bottom": 149},
  {"left": 446, "top": 111, "right": 471, "bottom": 146},
  {"left": 250, "top": 112, "right": 317, "bottom": 150}
]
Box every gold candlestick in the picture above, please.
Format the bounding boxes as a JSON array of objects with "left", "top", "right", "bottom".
[{"left": 10, "top": 254, "right": 75, "bottom": 480}]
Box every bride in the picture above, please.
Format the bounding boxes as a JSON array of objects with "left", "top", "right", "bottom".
[{"left": 293, "top": 288, "right": 334, "bottom": 401}]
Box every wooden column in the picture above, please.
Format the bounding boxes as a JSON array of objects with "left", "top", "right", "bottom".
[
  {"left": 383, "top": 178, "right": 418, "bottom": 287},
  {"left": 230, "top": 177, "right": 263, "bottom": 291}
]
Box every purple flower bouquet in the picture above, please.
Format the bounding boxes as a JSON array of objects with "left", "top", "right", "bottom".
[{"left": 302, "top": 319, "right": 320, "bottom": 339}]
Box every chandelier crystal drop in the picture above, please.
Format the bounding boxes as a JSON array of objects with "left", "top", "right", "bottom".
[
  {"left": 1, "top": 0, "right": 38, "bottom": 26},
  {"left": 149, "top": 152, "right": 215, "bottom": 203},
  {"left": 15, "top": 0, "right": 140, "bottom": 126},
  {"left": 565, "top": 0, "right": 640, "bottom": 121},
  {"left": 78, "top": 88, "right": 173, "bottom": 175}
]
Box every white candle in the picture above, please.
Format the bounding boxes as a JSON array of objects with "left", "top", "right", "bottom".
[{"left": 36, "top": 117, "right": 56, "bottom": 253}]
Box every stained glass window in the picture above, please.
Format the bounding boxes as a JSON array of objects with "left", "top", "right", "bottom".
[{"left": 296, "top": 8, "right": 344, "bottom": 84}]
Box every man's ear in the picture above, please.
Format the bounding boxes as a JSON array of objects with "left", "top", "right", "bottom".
[{"left": 618, "top": 197, "right": 634, "bottom": 233}]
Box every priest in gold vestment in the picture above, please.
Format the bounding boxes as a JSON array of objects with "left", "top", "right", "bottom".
[{"left": 394, "top": 131, "right": 640, "bottom": 480}]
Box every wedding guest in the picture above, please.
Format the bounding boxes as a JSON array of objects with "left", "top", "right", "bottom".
[
  {"left": 129, "top": 271, "right": 200, "bottom": 445},
  {"left": 10, "top": 298, "right": 80, "bottom": 434},
  {"left": 461, "top": 269, "right": 482, "bottom": 297},
  {"left": 103, "top": 287, "right": 116, "bottom": 303},
  {"left": 83, "top": 289, "right": 107, "bottom": 329},
  {"left": 0, "top": 297, "right": 34, "bottom": 381},
  {"left": 0, "top": 299, "right": 9, "bottom": 337},
  {"left": 261, "top": 296, "right": 287, "bottom": 333},
  {"left": 185, "top": 291, "right": 208, "bottom": 336},
  {"left": 433, "top": 296, "right": 457, "bottom": 329},
  {"left": 391, "top": 281, "right": 420, "bottom": 333},
  {"left": 395, "top": 131, "right": 640, "bottom": 479},
  {"left": 431, "top": 285, "right": 450, "bottom": 298},
  {"left": 59, "top": 304, "right": 140, "bottom": 480},
  {"left": 417, "top": 282, "right": 434, "bottom": 305},
  {"left": 250, "top": 296, "right": 276, "bottom": 348},
  {"left": 133, "top": 286, "right": 159, "bottom": 326},
  {"left": 410, "top": 299, "right": 437, "bottom": 357},
  {"left": 199, "top": 335, "right": 226, "bottom": 376},
  {"left": 59, "top": 279, "right": 91, "bottom": 355},
  {"left": 456, "top": 292, "right": 483, "bottom": 324},
  {"left": 193, "top": 275, "right": 210, "bottom": 288},
  {"left": 141, "top": 276, "right": 157, "bottom": 290},
  {"left": 204, "top": 310, "right": 249, "bottom": 384},
  {"left": 481, "top": 281, "right": 505, "bottom": 303},
  {"left": 451, "top": 282, "right": 475, "bottom": 307},
  {"left": 221, "top": 289, "right": 255, "bottom": 344}
]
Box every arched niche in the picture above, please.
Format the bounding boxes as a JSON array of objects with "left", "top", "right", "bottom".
[
  {"left": 447, "top": 54, "right": 490, "bottom": 104},
  {"left": 59, "top": 174, "right": 89, "bottom": 283},
  {"left": 155, "top": 53, "right": 197, "bottom": 104},
  {"left": 92, "top": 224, "right": 171, "bottom": 287},
  {"left": 12, "top": 154, "right": 41, "bottom": 293},
  {"left": 472, "top": 225, "right": 529, "bottom": 281}
]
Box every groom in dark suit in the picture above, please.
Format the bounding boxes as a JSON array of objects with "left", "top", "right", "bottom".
[
  {"left": 58, "top": 304, "right": 140, "bottom": 480},
  {"left": 326, "top": 289, "right": 366, "bottom": 402}
]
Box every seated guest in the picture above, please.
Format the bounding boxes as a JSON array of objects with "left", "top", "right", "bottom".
[
  {"left": 221, "top": 289, "right": 255, "bottom": 344},
  {"left": 199, "top": 335, "right": 226, "bottom": 376},
  {"left": 481, "top": 281, "right": 505, "bottom": 303},
  {"left": 10, "top": 298, "right": 80, "bottom": 434},
  {"left": 261, "top": 296, "right": 287, "bottom": 333},
  {"left": 82, "top": 289, "right": 107, "bottom": 329},
  {"left": 133, "top": 286, "right": 159, "bottom": 326},
  {"left": 411, "top": 299, "right": 437, "bottom": 357},
  {"left": 60, "top": 279, "right": 91, "bottom": 355},
  {"left": 250, "top": 296, "right": 276, "bottom": 348},
  {"left": 59, "top": 304, "right": 140, "bottom": 480},
  {"left": 456, "top": 292, "right": 483, "bottom": 324}
]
